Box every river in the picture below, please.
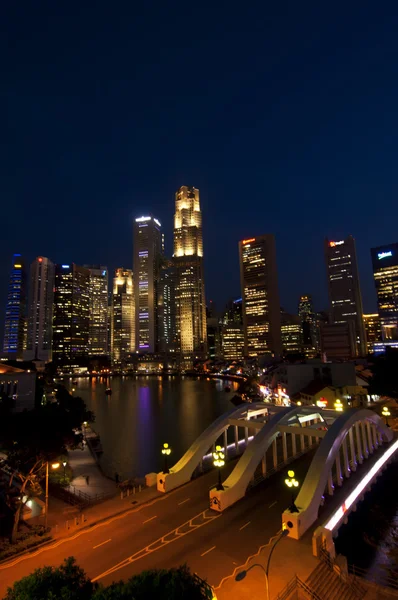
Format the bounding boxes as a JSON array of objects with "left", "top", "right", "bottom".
[{"left": 73, "top": 376, "right": 239, "bottom": 480}]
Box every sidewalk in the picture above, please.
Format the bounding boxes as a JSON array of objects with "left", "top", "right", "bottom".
[{"left": 67, "top": 436, "right": 116, "bottom": 499}]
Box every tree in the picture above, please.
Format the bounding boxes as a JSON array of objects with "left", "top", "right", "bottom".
[
  {"left": 3, "top": 557, "right": 95, "bottom": 600},
  {"left": 0, "top": 389, "right": 94, "bottom": 542},
  {"left": 369, "top": 348, "right": 398, "bottom": 399}
]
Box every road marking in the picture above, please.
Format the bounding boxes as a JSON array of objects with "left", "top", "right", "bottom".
[
  {"left": 269, "top": 501, "right": 277, "bottom": 508},
  {"left": 143, "top": 516, "right": 157, "bottom": 524},
  {"left": 93, "top": 538, "right": 111, "bottom": 549},
  {"left": 239, "top": 521, "right": 251, "bottom": 531},
  {"left": 92, "top": 510, "right": 221, "bottom": 582},
  {"left": 178, "top": 498, "right": 190, "bottom": 506},
  {"left": 201, "top": 545, "right": 216, "bottom": 557}
]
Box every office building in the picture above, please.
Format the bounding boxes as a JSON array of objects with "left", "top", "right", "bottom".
[
  {"left": 207, "top": 317, "right": 222, "bottom": 360},
  {"left": 84, "top": 266, "right": 108, "bottom": 355},
  {"left": 239, "top": 235, "right": 282, "bottom": 358},
  {"left": 223, "top": 298, "right": 243, "bottom": 326},
  {"left": 222, "top": 326, "right": 245, "bottom": 361},
  {"left": 371, "top": 243, "right": 398, "bottom": 341},
  {"left": 157, "top": 259, "right": 178, "bottom": 354},
  {"left": 111, "top": 268, "right": 135, "bottom": 365},
  {"left": 363, "top": 313, "right": 382, "bottom": 353},
  {"left": 3, "top": 254, "right": 26, "bottom": 359},
  {"left": 298, "top": 294, "right": 318, "bottom": 354},
  {"left": 320, "top": 321, "right": 356, "bottom": 361},
  {"left": 173, "top": 186, "right": 207, "bottom": 361},
  {"left": 324, "top": 236, "right": 366, "bottom": 356},
  {"left": 25, "top": 256, "right": 55, "bottom": 362},
  {"left": 133, "top": 216, "right": 164, "bottom": 353},
  {"left": 281, "top": 312, "right": 303, "bottom": 355},
  {"left": 52, "top": 264, "right": 90, "bottom": 366}
]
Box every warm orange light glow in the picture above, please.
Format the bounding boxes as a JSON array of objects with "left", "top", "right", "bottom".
[
  {"left": 38, "top": 257, "right": 43, "bottom": 263},
  {"left": 242, "top": 238, "right": 255, "bottom": 245},
  {"left": 14, "top": 264, "right": 22, "bottom": 268}
]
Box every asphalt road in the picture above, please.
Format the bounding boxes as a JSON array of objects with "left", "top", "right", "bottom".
[{"left": 0, "top": 447, "right": 315, "bottom": 597}]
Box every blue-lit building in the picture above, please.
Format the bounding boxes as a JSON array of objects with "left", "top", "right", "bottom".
[
  {"left": 371, "top": 242, "right": 398, "bottom": 342},
  {"left": 2, "top": 254, "right": 26, "bottom": 359}
]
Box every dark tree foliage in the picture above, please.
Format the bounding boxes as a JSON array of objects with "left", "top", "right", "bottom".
[{"left": 369, "top": 348, "right": 398, "bottom": 398}]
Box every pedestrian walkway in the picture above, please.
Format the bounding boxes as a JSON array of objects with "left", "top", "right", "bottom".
[{"left": 67, "top": 437, "right": 116, "bottom": 499}]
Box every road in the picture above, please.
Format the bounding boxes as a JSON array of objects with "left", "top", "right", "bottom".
[{"left": 0, "top": 448, "right": 315, "bottom": 597}]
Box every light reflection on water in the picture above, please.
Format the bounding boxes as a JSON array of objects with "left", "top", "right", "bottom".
[{"left": 75, "top": 376, "right": 238, "bottom": 480}]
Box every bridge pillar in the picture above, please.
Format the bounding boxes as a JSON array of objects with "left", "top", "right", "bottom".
[
  {"left": 327, "top": 471, "right": 334, "bottom": 496},
  {"left": 342, "top": 436, "right": 350, "bottom": 478},
  {"left": 292, "top": 433, "right": 298, "bottom": 456},
  {"left": 372, "top": 423, "right": 378, "bottom": 449},
  {"left": 335, "top": 453, "right": 343, "bottom": 486},
  {"left": 261, "top": 454, "right": 266, "bottom": 476},
  {"left": 282, "top": 432, "right": 288, "bottom": 462},
  {"left": 361, "top": 422, "right": 369, "bottom": 458},
  {"left": 234, "top": 426, "right": 239, "bottom": 453},
  {"left": 366, "top": 422, "right": 374, "bottom": 454},
  {"left": 355, "top": 423, "right": 364, "bottom": 464},
  {"left": 300, "top": 434, "right": 305, "bottom": 451},
  {"left": 245, "top": 427, "right": 248, "bottom": 446},
  {"left": 272, "top": 438, "right": 278, "bottom": 468},
  {"left": 348, "top": 428, "right": 357, "bottom": 471},
  {"left": 224, "top": 429, "right": 228, "bottom": 459}
]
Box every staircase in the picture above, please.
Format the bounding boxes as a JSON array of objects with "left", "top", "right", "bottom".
[{"left": 306, "top": 562, "right": 365, "bottom": 600}]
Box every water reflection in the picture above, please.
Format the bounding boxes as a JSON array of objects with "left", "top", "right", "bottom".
[{"left": 75, "top": 377, "right": 238, "bottom": 479}]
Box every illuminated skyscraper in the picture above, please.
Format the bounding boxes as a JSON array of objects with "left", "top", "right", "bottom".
[
  {"left": 371, "top": 243, "right": 398, "bottom": 341},
  {"left": 111, "top": 268, "right": 134, "bottom": 365},
  {"left": 25, "top": 256, "right": 54, "bottom": 362},
  {"left": 173, "top": 186, "right": 207, "bottom": 361},
  {"left": 133, "top": 216, "right": 163, "bottom": 353},
  {"left": 363, "top": 313, "right": 382, "bottom": 353},
  {"left": 53, "top": 264, "right": 90, "bottom": 365},
  {"left": 325, "top": 236, "right": 366, "bottom": 356},
  {"left": 298, "top": 294, "right": 318, "bottom": 356},
  {"left": 3, "top": 254, "right": 26, "bottom": 359},
  {"left": 281, "top": 312, "right": 303, "bottom": 355},
  {"left": 84, "top": 265, "right": 108, "bottom": 355},
  {"left": 157, "top": 259, "right": 178, "bottom": 354},
  {"left": 239, "top": 235, "right": 282, "bottom": 357}
]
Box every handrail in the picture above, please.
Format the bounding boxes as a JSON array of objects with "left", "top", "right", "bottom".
[
  {"left": 348, "top": 563, "right": 398, "bottom": 591},
  {"left": 275, "top": 575, "right": 323, "bottom": 600}
]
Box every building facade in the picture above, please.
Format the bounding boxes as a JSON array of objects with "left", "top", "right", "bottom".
[
  {"left": 25, "top": 256, "right": 55, "bottom": 362},
  {"left": 52, "top": 264, "right": 90, "bottom": 366},
  {"left": 298, "top": 294, "right": 318, "bottom": 356},
  {"left": 371, "top": 243, "right": 398, "bottom": 341},
  {"left": 3, "top": 254, "right": 26, "bottom": 359},
  {"left": 111, "top": 268, "right": 135, "bottom": 365},
  {"left": 363, "top": 313, "right": 382, "bottom": 353},
  {"left": 173, "top": 186, "right": 207, "bottom": 361},
  {"left": 324, "top": 236, "right": 366, "bottom": 356},
  {"left": 320, "top": 321, "right": 357, "bottom": 361},
  {"left": 281, "top": 312, "right": 303, "bottom": 355},
  {"left": 157, "top": 259, "right": 178, "bottom": 354},
  {"left": 239, "top": 235, "right": 282, "bottom": 358},
  {"left": 133, "top": 216, "right": 163, "bottom": 353},
  {"left": 84, "top": 265, "right": 108, "bottom": 355}
]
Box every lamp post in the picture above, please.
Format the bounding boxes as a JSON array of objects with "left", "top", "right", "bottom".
[
  {"left": 45, "top": 462, "right": 60, "bottom": 530},
  {"left": 62, "top": 461, "right": 67, "bottom": 482},
  {"left": 334, "top": 399, "right": 343, "bottom": 412},
  {"left": 162, "top": 443, "right": 171, "bottom": 474},
  {"left": 382, "top": 406, "right": 391, "bottom": 426},
  {"left": 213, "top": 445, "right": 225, "bottom": 491},
  {"left": 284, "top": 469, "right": 299, "bottom": 513},
  {"left": 235, "top": 529, "right": 289, "bottom": 600}
]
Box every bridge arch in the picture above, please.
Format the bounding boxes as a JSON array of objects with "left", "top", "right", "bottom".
[
  {"left": 282, "top": 408, "right": 393, "bottom": 539},
  {"left": 157, "top": 401, "right": 271, "bottom": 492}
]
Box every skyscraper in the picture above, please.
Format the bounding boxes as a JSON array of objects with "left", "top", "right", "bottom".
[
  {"left": 84, "top": 265, "right": 108, "bottom": 355},
  {"left": 324, "top": 236, "right": 366, "bottom": 356},
  {"left": 298, "top": 294, "right": 318, "bottom": 356},
  {"left": 111, "top": 268, "right": 135, "bottom": 365},
  {"left": 133, "top": 216, "right": 164, "bottom": 353},
  {"left": 239, "top": 235, "right": 282, "bottom": 357},
  {"left": 25, "top": 256, "right": 55, "bottom": 362},
  {"left": 52, "top": 264, "right": 90, "bottom": 366},
  {"left": 281, "top": 312, "right": 303, "bottom": 355},
  {"left": 3, "top": 254, "right": 26, "bottom": 359},
  {"left": 371, "top": 243, "right": 398, "bottom": 341},
  {"left": 173, "top": 186, "right": 207, "bottom": 361},
  {"left": 363, "top": 313, "right": 382, "bottom": 353},
  {"left": 157, "top": 259, "right": 178, "bottom": 354}
]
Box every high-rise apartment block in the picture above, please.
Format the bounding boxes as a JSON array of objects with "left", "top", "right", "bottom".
[
  {"left": 239, "top": 235, "right": 282, "bottom": 357},
  {"left": 324, "top": 236, "right": 366, "bottom": 356},
  {"left": 25, "top": 256, "right": 54, "bottom": 362},
  {"left": 85, "top": 265, "right": 108, "bottom": 355},
  {"left": 133, "top": 216, "right": 164, "bottom": 353},
  {"left": 111, "top": 268, "right": 135, "bottom": 365},
  {"left": 173, "top": 186, "right": 207, "bottom": 361},
  {"left": 52, "top": 264, "right": 90, "bottom": 365},
  {"left": 363, "top": 313, "right": 382, "bottom": 353},
  {"left": 3, "top": 254, "right": 26, "bottom": 359},
  {"left": 371, "top": 243, "right": 398, "bottom": 341}
]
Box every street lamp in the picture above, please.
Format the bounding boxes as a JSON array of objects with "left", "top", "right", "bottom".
[
  {"left": 45, "top": 462, "right": 60, "bottom": 530},
  {"left": 162, "top": 443, "right": 171, "bottom": 474},
  {"left": 213, "top": 445, "right": 225, "bottom": 491},
  {"left": 334, "top": 399, "right": 343, "bottom": 412},
  {"left": 382, "top": 406, "right": 391, "bottom": 426},
  {"left": 62, "top": 461, "right": 67, "bottom": 482},
  {"left": 284, "top": 469, "right": 299, "bottom": 513},
  {"left": 235, "top": 529, "right": 289, "bottom": 600}
]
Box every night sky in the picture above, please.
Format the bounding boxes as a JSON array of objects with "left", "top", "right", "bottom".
[{"left": 2, "top": 1, "right": 398, "bottom": 332}]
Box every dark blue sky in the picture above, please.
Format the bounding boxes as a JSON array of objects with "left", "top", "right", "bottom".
[{"left": 2, "top": 1, "right": 398, "bottom": 325}]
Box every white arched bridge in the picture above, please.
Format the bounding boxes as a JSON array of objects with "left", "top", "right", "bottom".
[{"left": 154, "top": 402, "right": 396, "bottom": 546}]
